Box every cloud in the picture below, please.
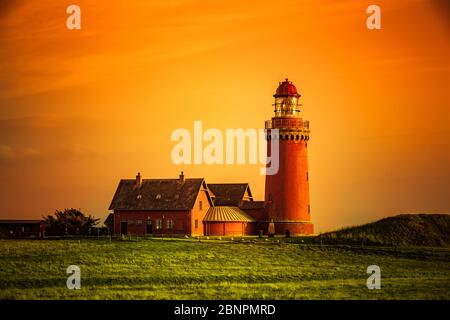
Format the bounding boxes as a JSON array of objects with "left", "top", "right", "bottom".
[
  {"left": 0, "top": 0, "right": 21, "bottom": 17},
  {"left": 0, "top": 145, "right": 15, "bottom": 163},
  {"left": 0, "top": 143, "right": 100, "bottom": 166},
  {"left": 0, "top": 115, "right": 103, "bottom": 166},
  {"left": 1, "top": 0, "right": 326, "bottom": 100},
  {"left": 0, "top": 144, "right": 40, "bottom": 165},
  {"left": 0, "top": 115, "right": 96, "bottom": 140},
  {"left": 434, "top": 0, "right": 450, "bottom": 22}
]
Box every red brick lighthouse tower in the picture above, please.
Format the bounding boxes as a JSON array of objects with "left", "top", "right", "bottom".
[{"left": 264, "top": 79, "right": 314, "bottom": 235}]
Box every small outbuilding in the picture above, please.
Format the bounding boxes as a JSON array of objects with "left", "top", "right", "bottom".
[
  {"left": 0, "top": 220, "right": 45, "bottom": 239},
  {"left": 203, "top": 206, "right": 256, "bottom": 236}
]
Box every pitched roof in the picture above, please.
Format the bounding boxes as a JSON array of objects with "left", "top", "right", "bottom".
[
  {"left": 207, "top": 183, "right": 252, "bottom": 206},
  {"left": 109, "top": 178, "right": 210, "bottom": 211},
  {"left": 203, "top": 206, "right": 256, "bottom": 222},
  {"left": 104, "top": 213, "right": 114, "bottom": 225},
  {"left": 240, "top": 201, "right": 265, "bottom": 210}
]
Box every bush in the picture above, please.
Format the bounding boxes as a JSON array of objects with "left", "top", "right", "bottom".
[{"left": 42, "top": 208, "right": 100, "bottom": 236}]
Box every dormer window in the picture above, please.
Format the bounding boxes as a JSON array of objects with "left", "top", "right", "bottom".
[{"left": 156, "top": 194, "right": 162, "bottom": 199}]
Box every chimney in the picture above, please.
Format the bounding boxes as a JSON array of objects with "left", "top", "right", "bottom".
[
  {"left": 136, "top": 172, "right": 142, "bottom": 186},
  {"left": 179, "top": 171, "right": 185, "bottom": 182}
]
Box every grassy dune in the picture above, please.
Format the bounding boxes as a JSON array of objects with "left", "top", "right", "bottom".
[
  {"left": 317, "top": 214, "right": 450, "bottom": 246},
  {"left": 1, "top": 238, "right": 449, "bottom": 299}
]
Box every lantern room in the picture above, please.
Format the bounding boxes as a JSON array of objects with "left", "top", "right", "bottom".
[{"left": 273, "top": 78, "right": 302, "bottom": 118}]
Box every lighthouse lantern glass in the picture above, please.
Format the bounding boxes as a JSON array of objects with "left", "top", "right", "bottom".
[{"left": 274, "top": 96, "right": 300, "bottom": 117}]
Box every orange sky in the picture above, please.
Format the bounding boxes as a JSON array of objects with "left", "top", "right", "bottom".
[{"left": 0, "top": 0, "right": 449, "bottom": 232}]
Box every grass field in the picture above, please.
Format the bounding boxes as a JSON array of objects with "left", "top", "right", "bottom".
[{"left": 0, "top": 237, "right": 449, "bottom": 299}]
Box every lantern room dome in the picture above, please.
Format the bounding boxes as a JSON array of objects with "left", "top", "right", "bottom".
[{"left": 274, "top": 78, "right": 300, "bottom": 98}]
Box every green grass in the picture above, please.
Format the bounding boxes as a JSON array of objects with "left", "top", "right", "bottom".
[
  {"left": 0, "top": 238, "right": 449, "bottom": 299},
  {"left": 318, "top": 214, "right": 450, "bottom": 247}
]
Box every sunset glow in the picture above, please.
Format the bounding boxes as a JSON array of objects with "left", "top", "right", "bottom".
[{"left": 0, "top": 0, "right": 449, "bottom": 232}]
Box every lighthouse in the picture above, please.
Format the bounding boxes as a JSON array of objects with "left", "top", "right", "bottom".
[{"left": 264, "top": 79, "right": 314, "bottom": 235}]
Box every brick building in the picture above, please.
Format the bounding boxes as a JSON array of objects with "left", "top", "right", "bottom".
[
  {"left": 108, "top": 172, "right": 264, "bottom": 236},
  {"left": 0, "top": 220, "right": 45, "bottom": 239},
  {"left": 108, "top": 79, "right": 314, "bottom": 236}
]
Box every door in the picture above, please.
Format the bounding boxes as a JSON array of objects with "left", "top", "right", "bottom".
[
  {"left": 120, "top": 221, "right": 128, "bottom": 235},
  {"left": 146, "top": 220, "right": 152, "bottom": 234}
]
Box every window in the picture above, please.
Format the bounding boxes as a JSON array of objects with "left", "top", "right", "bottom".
[
  {"left": 136, "top": 220, "right": 143, "bottom": 225},
  {"left": 195, "top": 219, "right": 198, "bottom": 229},
  {"left": 308, "top": 205, "right": 311, "bottom": 214},
  {"left": 136, "top": 194, "right": 142, "bottom": 200},
  {"left": 156, "top": 219, "right": 162, "bottom": 230},
  {"left": 199, "top": 200, "right": 203, "bottom": 211},
  {"left": 166, "top": 219, "right": 174, "bottom": 229},
  {"left": 156, "top": 194, "right": 162, "bottom": 199}
]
